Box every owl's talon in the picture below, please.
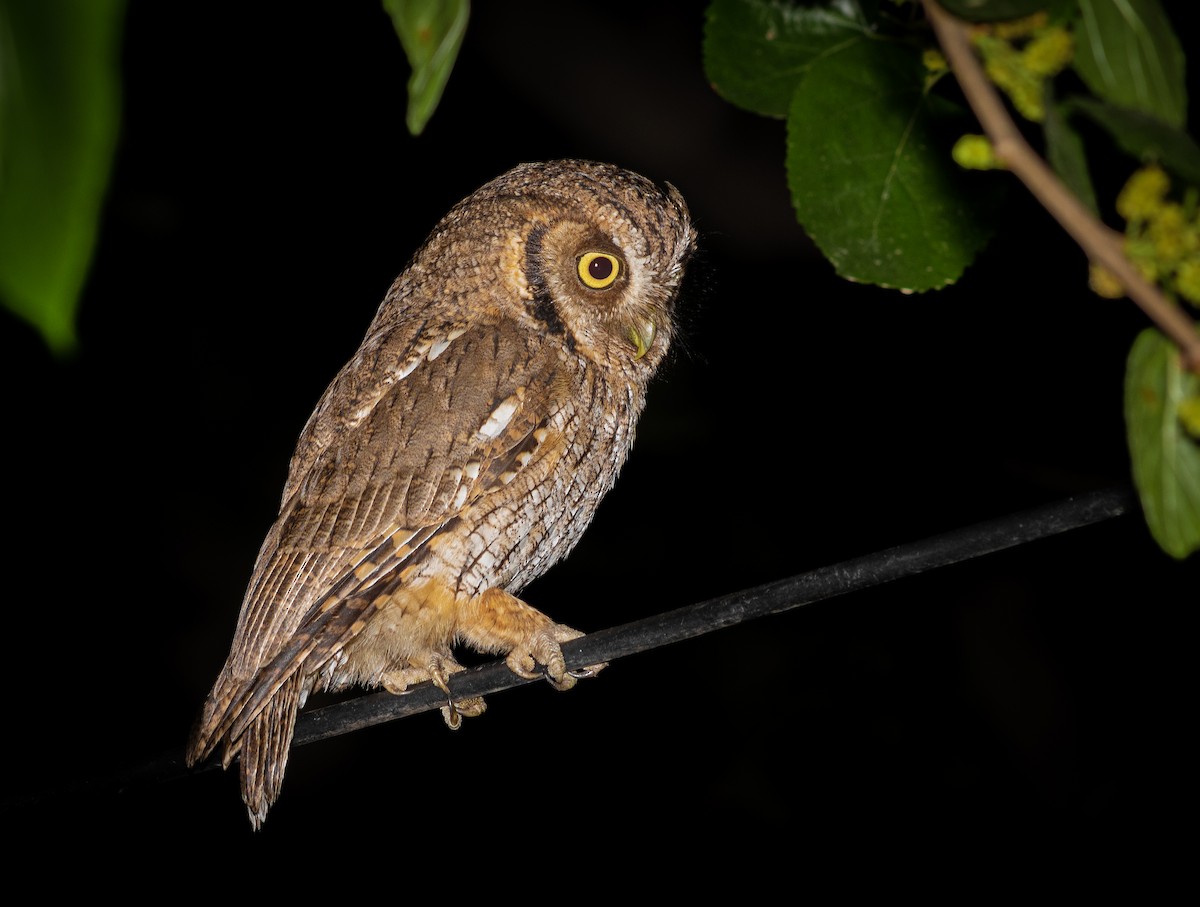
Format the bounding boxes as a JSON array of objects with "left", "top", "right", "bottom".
[
  {"left": 542, "top": 666, "right": 576, "bottom": 692},
  {"left": 567, "top": 663, "right": 607, "bottom": 680},
  {"left": 439, "top": 695, "right": 486, "bottom": 729}
]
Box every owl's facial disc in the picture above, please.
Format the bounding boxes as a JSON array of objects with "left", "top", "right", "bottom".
[{"left": 528, "top": 217, "right": 672, "bottom": 367}]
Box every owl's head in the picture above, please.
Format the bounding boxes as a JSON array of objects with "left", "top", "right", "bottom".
[{"left": 478, "top": 160, "right": 696, "bottom": 379}]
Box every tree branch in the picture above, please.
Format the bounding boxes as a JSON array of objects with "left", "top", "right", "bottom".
[{"left": 923, "top": 0, "right": 1200, "bottom": 373}]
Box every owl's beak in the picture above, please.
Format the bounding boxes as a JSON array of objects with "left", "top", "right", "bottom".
[{"left": 628, "top": 318, "right": 656, "bottom": 360}]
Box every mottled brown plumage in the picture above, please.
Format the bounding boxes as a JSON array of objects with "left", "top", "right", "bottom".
[{"left": 186, "top": 160, "right": 695, "bottom": 827}]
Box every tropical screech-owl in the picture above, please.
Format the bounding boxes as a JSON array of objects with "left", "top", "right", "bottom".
[{"left": 186, "top": 160, "right": 695, "bottom": 827}]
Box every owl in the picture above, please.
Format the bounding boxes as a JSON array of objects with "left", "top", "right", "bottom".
[{"left": 186, "top": 159, "right": 695, "bottom": 827}]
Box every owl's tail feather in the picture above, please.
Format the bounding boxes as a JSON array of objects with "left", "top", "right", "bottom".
[
  {"left": 235, "top": 672, "right": 303, "bottom": 830},
  {"left": 186, "top": 594, "right": 358, "bottom": 770},
  {"left": 184, "top": 669, "right": 303, "bottom": 830}
]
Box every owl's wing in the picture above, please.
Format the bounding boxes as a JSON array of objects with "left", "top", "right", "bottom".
[{"left": 188, "top": 316, "right": 568, "bottom": 766}]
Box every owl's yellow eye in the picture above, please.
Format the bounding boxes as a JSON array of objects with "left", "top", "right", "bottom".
[{"left": 577, "top": 251, "right": 621, "bottom": 290}]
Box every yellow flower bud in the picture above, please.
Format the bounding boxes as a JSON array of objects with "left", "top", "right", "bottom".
[
  {"left": 1149, "top": 203, "right": 1187, "bottom": 264},
  {"left": 952, "top": 134, "right": 1003, "bottom": 170},
  {"left": 1177, "top": 259, "right": 1200, "bottom": 305},
  {"left": 1088, "top": 263, "right": 1124, "bottom": 299},
  {"left": 1009, "top": 82, "right": 1045, "bottom": 122},
  {"left": 1023, "top": 27, "right": 1074, "bottom": 77},
  {"left": 922, "top": 47, "right": 947, "bottom": 74},
  {"left": 1116, "top": 166, "right": 1170, "bottom": 222}
]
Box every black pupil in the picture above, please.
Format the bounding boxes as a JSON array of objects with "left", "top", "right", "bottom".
[{"left": 589, "top": 256, "right": 614, "bottom": 282}]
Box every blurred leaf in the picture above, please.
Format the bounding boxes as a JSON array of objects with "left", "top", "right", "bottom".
[
  {"left": 1073, "top": 0, "right": 1186, "bottom": 128},
  {"left": 1061, "top": 96, "right": 1200, "bottom": 186},
  {"left": 703, "top": 0, "right": 874, "bottom": 118},
  {"left": 1044, "top": 92, "right": 1098, "bottom": 215},
  {"left": 1125, "top": 328, "right": 1200, "bottom": 559},
  {"left": 938, "top": 0, "right": 1056, "bottom": 20},
  {"left": 384, "top": 0, "right": 469, "bottom": 136},
  {"left": 786, "top": 39, "right": 999, "bottom": 290},
  {"left": 0, "top": 0, "right": 125, "bottom": 355}
]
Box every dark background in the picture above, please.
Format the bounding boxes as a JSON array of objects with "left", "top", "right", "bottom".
[{"left": 2, "top": 0, "right": 1194, "bottom": 884}]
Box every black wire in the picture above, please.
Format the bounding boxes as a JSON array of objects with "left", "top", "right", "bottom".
[
  {"left": 294, "top": 483, "right": 1136, "bottom": 743},
  {"left": 29, "top": 484, "right": 1138, "bottom": 801}
]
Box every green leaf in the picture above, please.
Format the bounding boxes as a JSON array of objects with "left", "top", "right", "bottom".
[
  {"left": 1043, "top": 92, "right": 1098, "bottom": 215},
  {"left": 703, "top": 0, "right": 874, "bottom": 118},
  {"left": 786, "top": 39, "right": 1000, "bottom": 291},
  {"left": 383, "top": 0, "right": 469, "bottom": 136},
  {"left": 1073, "top": 0, "right": 1187, "bottom": 129},
  {"left": 1125, "top": 328, "right": 1200, "bottom": 559},
  {"left": 938, "top": 0, "right": 1055, "bottom": 21},
  {"left": 0, "top": 0, "right": 125, "bottom": 355},
  {"left": 1060, "top": 96, "right": 1200, "bottom": 187}
]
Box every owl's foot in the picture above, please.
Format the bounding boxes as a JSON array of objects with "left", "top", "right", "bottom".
[
  {"left": 381, "top": 653, "right": 487, "bottom": 730},
  {"left": 506, "top": 622, "right": 600, "bottom": 691},
  {"left": 460, "top": 588, "right": 607, "bottom": 691}
]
